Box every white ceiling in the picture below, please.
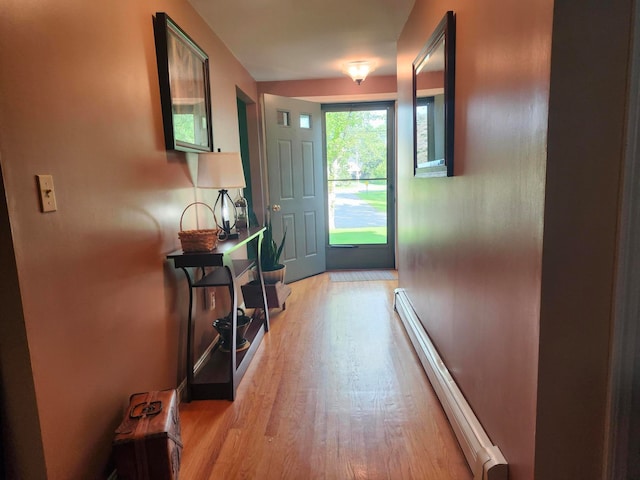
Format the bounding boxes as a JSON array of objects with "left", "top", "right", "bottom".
[{"left": 188, "top": 0, "right": 415, "bottom": 82}]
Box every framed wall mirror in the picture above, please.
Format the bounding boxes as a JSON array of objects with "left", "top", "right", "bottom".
[
  {"left": 413, "top": 11, "right": 455, "bottom": 177},
  {"left": 154, "top": 12, "right": 214, "bottom": 153}
]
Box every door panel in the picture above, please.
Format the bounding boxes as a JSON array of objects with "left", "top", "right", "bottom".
[
  {"left": 264, "top": 94, "right": 326, "bottom": 282},
  {"left": 277, "top": 141, "right": 293, "bottom": 199},
  {"left": 302, "top": 141, "right": 315, "bottom": 196},
  {"left": 281, "top": 213, "right": 296, "bottom": 262},
  {"left": 304, "top": 212, "right": 318, "bottom": 256}
]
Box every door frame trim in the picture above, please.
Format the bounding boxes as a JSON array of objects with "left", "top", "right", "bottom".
[
  {"left": 604, "top": 6, "right": 640, "bottom": 477},
  {"left": 322, "top": 101, "right": 396, "bottom": 270}
]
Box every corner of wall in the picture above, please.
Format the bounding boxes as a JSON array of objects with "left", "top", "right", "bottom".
[{"left": 0, "top": 161, "right": 47, "bottom": 479}]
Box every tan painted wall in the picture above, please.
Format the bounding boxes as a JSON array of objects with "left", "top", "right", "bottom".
[
  {"left": 258, "top": 75, "right": 397, "bottom": 99},
  {"left": 0, "top": 0, "right": 259, "bottom": 478},
  {"left": 1, "top": 0, "right": 632, "bottom": 478},
  {"left": 398, "top": 0, "right": 633, "bottom": 479},
  {"left": 397, "top": 1, "right": 552, "bottom": 478}
]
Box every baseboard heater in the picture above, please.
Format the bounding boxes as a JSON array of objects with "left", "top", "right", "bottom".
[{"left": 394, "top": 288, "right": 508, "bottom": 480}]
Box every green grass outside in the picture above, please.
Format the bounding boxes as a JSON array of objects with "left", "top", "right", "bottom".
[
  {"left": 329, "top": 186, "right": 388, "bottom": 244},
  {"left": 329, "top": 227, "right": 387, "bottom": 245}
]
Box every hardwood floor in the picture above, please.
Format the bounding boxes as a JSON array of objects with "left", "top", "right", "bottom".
[{"left": 179, "top": 273, "right": 472, "bottom": 480}]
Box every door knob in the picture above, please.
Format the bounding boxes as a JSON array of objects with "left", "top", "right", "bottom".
[{"left": 271, "top": 204, "right": 281, "bottom": 212}]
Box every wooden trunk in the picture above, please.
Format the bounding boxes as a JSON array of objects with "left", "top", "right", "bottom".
[{"left": 113, "top": 389, "right": 182, "bottom": 480}]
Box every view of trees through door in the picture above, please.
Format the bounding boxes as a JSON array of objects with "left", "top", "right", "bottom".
[
  {"left": 324, "top": 102, "right": 395, "bottom": 270},
  {"left": 325, "top": 106, "right": 389, "bottom": 244}
]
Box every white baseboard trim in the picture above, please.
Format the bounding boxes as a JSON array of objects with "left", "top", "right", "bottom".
[
  {"left": 394, "top": 288, "right": 508, "bottom": 480},
  {"left": 176, "top": 376, "right": 187, "bottom": 402},
  {"left": 194, "top": 337, "right": 218, "bottom": 375}
]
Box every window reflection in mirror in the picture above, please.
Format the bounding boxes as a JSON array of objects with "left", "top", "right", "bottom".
[
  {"left": 415, "top": 38, "right": 445, "bottom": 169},
  {"left": 154, "top": 12, "right": 214, "bottom": 153},
  {"left": 167, "top": 24, "right": 210, "bottom": 150},
  {"left": 413, "top": 11, "right": 455, "bottom": 177}
]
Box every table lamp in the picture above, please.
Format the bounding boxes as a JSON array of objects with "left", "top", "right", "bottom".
[{"left": 197, "top": 151, "right": 246, "bottom": 239}]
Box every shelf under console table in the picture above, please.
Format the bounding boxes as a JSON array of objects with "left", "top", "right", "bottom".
[{"left": 167, "top": 227, "right": 270, "bottom": 401}]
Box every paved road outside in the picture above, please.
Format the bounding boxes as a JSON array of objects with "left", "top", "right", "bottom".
[{"left": 333, "top": 192, "right": 386, "bottom": 228}]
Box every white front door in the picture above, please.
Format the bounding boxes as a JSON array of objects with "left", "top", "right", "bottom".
[{"left": 263, "top": 94, "right": 326, "bottom": 282}]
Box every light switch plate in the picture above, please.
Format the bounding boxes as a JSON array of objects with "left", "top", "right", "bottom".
[
  {"left": 36, "top": 174, "right": 57, "bottom": 212},
  {"left": 208, "top": 289, "right": 216, "bottom": 310}
]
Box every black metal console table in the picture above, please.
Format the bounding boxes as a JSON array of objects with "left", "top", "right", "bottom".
[{"left": 167, "top": 227, "right": 269, "bottom": 401}]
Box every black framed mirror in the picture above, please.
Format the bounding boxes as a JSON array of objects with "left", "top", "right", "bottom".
[
  {"left": 413, "top": 11, "right": 455, "bottom": 177},
  {"left": 154, "top": 12, "right": 214, "bottom": 153}
]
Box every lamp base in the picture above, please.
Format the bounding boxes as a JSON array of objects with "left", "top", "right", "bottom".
[
  {"left": 218, "top": 229, "right": 239, "bottom": 241},
  {"left": 214, "top": 189, "right": 240, "bottom": 240}
]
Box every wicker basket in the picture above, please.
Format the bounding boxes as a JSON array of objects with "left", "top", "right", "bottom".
[{"left": 178, "top": 202, "right": 219, "bottom": 252}]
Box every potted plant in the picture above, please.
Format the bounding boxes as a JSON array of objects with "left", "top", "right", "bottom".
[
  {"left": 241, "top": 207, "right": 292, "bottom": 310},
  {"left": 260, "top": 207, "right": 287, "bottom": 284}
]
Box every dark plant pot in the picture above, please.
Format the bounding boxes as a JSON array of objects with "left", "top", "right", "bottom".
[{"left": 212, "top": 308, "right": 252, "bottom": 352}]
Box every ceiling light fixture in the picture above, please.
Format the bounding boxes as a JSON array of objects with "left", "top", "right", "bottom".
[{"left": 344, "top": 61, "right": 373, "bottom": 85}]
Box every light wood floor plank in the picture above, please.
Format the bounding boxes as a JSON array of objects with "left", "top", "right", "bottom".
[{"left": 179, "top": 273, "right": 472, "bottom": 479}]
